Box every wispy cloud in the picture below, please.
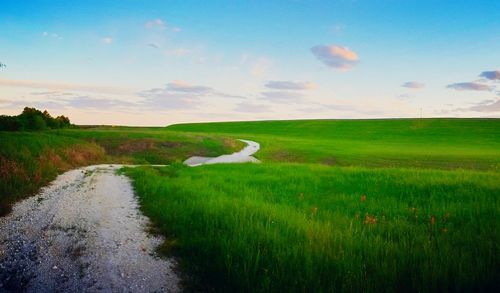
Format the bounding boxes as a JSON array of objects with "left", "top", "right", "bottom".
[
  {"left": 397, "top": 93, "right": 415, "bottom": 100},
  {"left": 2, "top": 92, "right": 135, "bottom": 111},
  {"left": 30, "top": 91, "right": 73, "bottom": 97},
  {"left": 138, "top": 81, "right": 240, "bottom": 110},
  {"left": 42, "top": 31, "right": 63, "bottom": 40},
  {"left": 401, "top": 81, "right": 425, "bottom": 89},
  {"left": 468, "top": 99, "right": 500, "bottom": 112},
  {"left": 451, "top": 99, "right": 500, "bottom": 113},
  {"left": 102, "top": 37, "right": 113, "bottom": 45},
  {"left": 138, "top": 88, "right": 200, "bottom": 110},
  {"left": 313, "top": 103, "right": 357, "bottom": 112},
  {"left": 479, "top": 70, "right": 500, "bottom": 81},
  {"left": 145, "top": 18, "right": 166, "bottom": 29},
  {"left": 66, "top": 96, "right": 134, "bottom": 109},
  {"left": 0, "top": 78, "right": 133, "bottom": 95},
  {"left": 148, "top": 43, "right": 160, "bottom": 49},
  {"left": 166, "top": 80, "right": 213, "bottom": 94},
  {"left": 265, "top": 81, "right": 316, "bottom": 90},
  {"left": 261, "top": 91, "right": 304, "bottom": 103},
  {"left": 310, "top": 45, "right": 358, "bottom": 70},
  {"left": 446, "top": 82, "right": 494, "bottom": 91}
]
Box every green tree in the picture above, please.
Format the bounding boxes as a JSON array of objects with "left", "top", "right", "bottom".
[
  {"left": 0, "top": 107, "right": 72, "bottom": 131},
  {"left": 32, "top": 115, "right": 47, "bottom": 130}
]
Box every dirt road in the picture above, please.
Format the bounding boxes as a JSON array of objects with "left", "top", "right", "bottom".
[{"left": 0, "top": 165, "right": 180, "bottom": 292}]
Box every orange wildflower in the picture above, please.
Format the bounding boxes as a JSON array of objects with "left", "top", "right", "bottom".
[{"left": 363, "top": 214, "right": 377, "bottom": 225}]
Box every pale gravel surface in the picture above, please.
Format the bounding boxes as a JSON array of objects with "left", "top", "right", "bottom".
[
  {"left": 184, "top": 139, "right": 260, "bottom": 166},
  {"left": 0, "top": 164, "right": 180, "bottom": 292}
]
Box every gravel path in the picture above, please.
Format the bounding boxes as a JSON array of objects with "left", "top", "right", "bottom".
[
  {"left": 184, "top": 139, "right": 260, "bottom": 166},
  {"left": 0, "top": 139, "right": 260, "bottom": 292},
  {"left": 0, "top": 164, "right": 180, "bottom": 292}
]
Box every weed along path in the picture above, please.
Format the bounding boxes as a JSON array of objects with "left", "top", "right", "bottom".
[
  {"left": 0, "top": 140, "right": 260, "bottom": 292},
  {"left": 0, "top": 164, "right": 180, "bottom": 292},
  {"left": 184, "top": 139, "right": 260, "bottom": 166}
]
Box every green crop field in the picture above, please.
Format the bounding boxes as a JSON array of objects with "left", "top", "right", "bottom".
[{"left": 123, "top": 118, "right": 499, "bottom": 292}]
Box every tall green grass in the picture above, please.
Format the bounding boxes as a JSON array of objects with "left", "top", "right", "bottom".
[
  {"left": 125, "top": 163, "right": 499, "bottom": 292},
  {"left": 0, "top": 132, "right": 105, "bottom": 215}
]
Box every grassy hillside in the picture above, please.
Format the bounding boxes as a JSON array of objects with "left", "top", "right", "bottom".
[
  {"left": 57, "top": 127, "right": 244, "bottom": 164},
  {"left": 122, "top": 118, "right": 500, "bottom": 292},
  {"left": 168, "top": 118, "right": 500, "bottom": 170},
  {"left": 0, "top": 128, "right": 243, "bottom": 215},
  {"left": 0, "top": 132, "right": 105, "bottom": 215}
]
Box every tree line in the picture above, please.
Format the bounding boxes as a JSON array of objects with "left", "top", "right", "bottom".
[{"left": 0, "top": 107, "right": 72, "bottom": 131}]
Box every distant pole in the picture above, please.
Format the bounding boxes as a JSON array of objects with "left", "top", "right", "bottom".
[{"left": 420, "top": 107, "right": 422, "bottom": 119}]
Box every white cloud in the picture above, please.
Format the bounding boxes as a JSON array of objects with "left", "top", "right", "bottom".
[
  {"left": 467, "top": 99, "right": 500, "bottom": 112},
  {"left": 145, "top": 18, "right": 166, "bottom": 29},
  {"left": 261, "top": 91, "right": 304, "bottom": 103},
  {"left": 450, "top": 99, "right": 500, "bottom": 113},
  {"left": 446, "top": 82, "right": 494, "bottom": 91},
  {"left": 2, "top": 93, "right": 135, "bottom": 111},
  {"left": 102, "top": 37, "right": 113, "bottom": 45},
  {"left": 401, "top": 81, "right": 425, "bottom": 89},
  {"left": 67, "top": 96, "right": 134, "bottom": 109},
  {"left": 166, "top": 80, "right": 213, "bottom": 94},
  {"left": 137, "top": 81, "right": 240, "bottom": 110},
  {"left": 265, "top": 81, "right": 316, "bottom": 90},
  {"left": 42, "top": 31, "right": 62, "bottom": 40},
  {"left": 311, "top": 45, "right": 358, "bottom": 70}
]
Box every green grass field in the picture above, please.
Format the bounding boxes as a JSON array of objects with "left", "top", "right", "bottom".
[
  {"left": 168, "top": 118, "right": 500, "bottom": 170},
  {"left": 123, "top": 118, "right": 499, "bottom": 292},
  {"left": 1, "top": 118, "right": 499, "bottom": 292}
]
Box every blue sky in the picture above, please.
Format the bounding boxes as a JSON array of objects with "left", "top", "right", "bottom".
[{"left": 1, "top": 0, "right": 499, "bottom": 125}]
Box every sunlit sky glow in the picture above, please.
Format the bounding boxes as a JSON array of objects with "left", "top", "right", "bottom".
[{"left": 1, "top": 0, "right": 499, "bottom": 125}]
